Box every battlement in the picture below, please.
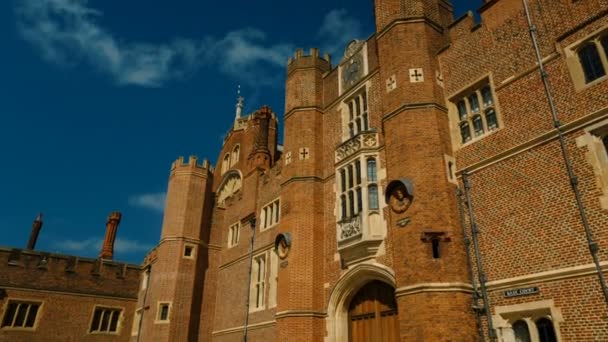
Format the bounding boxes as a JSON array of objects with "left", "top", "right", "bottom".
[
  {"left": 287, "top": 48, "right": 332, "bottom": 74},
  {"left": 0, "top": 247, "right": 140, "bottom": 299},
  {"left": 171, "top": 155, "right": 213, "bottom": 173}
]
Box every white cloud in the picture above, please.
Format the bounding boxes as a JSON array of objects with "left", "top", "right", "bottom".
[
  {"left": 53, "top": 237, "right": 152, "bottom": 254},
  {"left": 15, "top": 0, "right": 293, "bottom": 87},
  {"left": 318, "top": 9, "right": 363, "bottom": 58},
  {"left": 128, "top": 192, "right": 166, "bottom": 212}
]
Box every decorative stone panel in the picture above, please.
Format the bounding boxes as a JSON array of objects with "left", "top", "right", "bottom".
[{"left": 335, "top": 132, "right": 379, "bottom": 163}]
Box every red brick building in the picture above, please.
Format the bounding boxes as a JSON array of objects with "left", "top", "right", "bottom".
[
  {"left": 3, "top": 0, "right": 608, "bottom": 341},
  {"left": 0, "top": 214, "right": 141, "bottom": 342}
]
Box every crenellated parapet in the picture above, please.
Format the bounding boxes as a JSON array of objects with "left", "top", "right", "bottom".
[
  {"left": 0, "top": 247, "right": 140, "bottom": 298},
  {"left": 287, "top": 48, "right": 331, "bottom": 75},
  {"left": 171, "top": 155, "right": 214, "bottom": 175},
  {"left": 285, "top": 48, "right": 331, "bottom": 115}
]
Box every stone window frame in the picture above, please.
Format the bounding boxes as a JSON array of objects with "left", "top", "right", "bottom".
[
  {"left": 341, "top": 86, "right": 370, "bottom": 142},
  {"left": 88, "top": 305, "right": 124, "bottom": 335},
  {"left": 492, "top": 300, "right": 563, "bottom": 342},
  {"left": 260, "top": 198, "right": 281, "bottom": 231},
  {"left": 565, "top": 25, "right": 608, "bottom": 91},
  {"left": 337, "top": 154, "right": 380, "bottom": 221},
  {"left": 141, "top": 269, "right": 149, "bottom": 290},
  {"left": 267, "top": 250, "right": 278, "bottom": 309},
  {"left": 221, "top": 153, "right": 231, "bottom": 174},
  {"left": 250, "top": 252, "right": 267, "bottom": 312},
  {"left": 155, "top": 302, "right": 172, "bottom": 324},
  {"left": 449, "top": 75, "right": 503, "bottom": 148},
  {"left": 0, "top": 298, "right": 43, "bottom": 331},
  {"left": 231, "top": 144, "right": 240, "bottom": 166},
  {"left": 183, "top": 244, "right": 196, "bottom": 259},
  {"left": 227, "top": 221, "right": 241, "bottom": 248},
  {"left": 576, "top": 117, "right": 608, "bottom": 210},
  {"left": 444, "top": 154, "right": 458, "bottom": 185},
  {"left": 131, "top": 309, "right": 142, "bottom": 336}
]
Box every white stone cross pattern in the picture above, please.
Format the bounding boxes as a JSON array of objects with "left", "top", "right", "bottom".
[
  {"left": 409, "top": 68, "right": 424, "bottom": 83},
  {"left": 285, "top": 152, "right": 292, "bottom": 165},
  {"left": 386, "top": 75, "right": 397, "bottom": 91}
]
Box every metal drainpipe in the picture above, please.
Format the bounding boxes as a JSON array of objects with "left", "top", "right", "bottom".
[
  {"left": 243, "top": 216, "right": 257, "bottom": 342},
  {"left": 136, "top": 265, "right": 151, "bottom": 342},
  {"left": 462, "top": 171, "right": 496, "bottom": 341},
  {"left": 457, "top": 188, "right": 486, "bottom": 342},
  {"left": 522, "top": 0, "right": 608, "bottom": 305}
]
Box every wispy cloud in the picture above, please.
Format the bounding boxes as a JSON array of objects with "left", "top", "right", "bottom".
[
  {"left": 128, "top": 192, "right": 166, "bottom": 212},
  {"left": 318, "top": 9, "right": 363, "bottom": 58},
  {"left": 15, "top": 0, "right": 293, "bottom": 87},
  {"left": 53, "top": 237, "right": 152, "bottom": 254}
]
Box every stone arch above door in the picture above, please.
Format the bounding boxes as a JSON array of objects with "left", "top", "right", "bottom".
[{"left": 325, "top": 263, "right": 396, "bottom": 342}]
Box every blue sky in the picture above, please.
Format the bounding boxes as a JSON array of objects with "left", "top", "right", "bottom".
[{"left": 0, "top": 0, "right": 481, "bottom": 263}]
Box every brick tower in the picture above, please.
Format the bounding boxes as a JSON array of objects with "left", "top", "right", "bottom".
[
  {"left": 276, "top": 48, "right": 331, "bottom": 341},
  {"left": 374, "top": 0, "right": 477, "bottom": 340},
  {"left": 138, "top": 156, "right": 214, "bottom": 342}
]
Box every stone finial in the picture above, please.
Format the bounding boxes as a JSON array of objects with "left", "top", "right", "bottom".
[
  {"left": 100, "top": 212, "right": 122, "bottom": 259},
  {"left": 26, "top": 213, "right": 43, "bottom": 250},
  {"left": 235, "top": 85, "right": 244, "bottom": 121}
]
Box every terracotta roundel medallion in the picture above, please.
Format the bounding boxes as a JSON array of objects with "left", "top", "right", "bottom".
[
  {"left": 389, "top": 184, "right": 412, "bottom": 214},
  {"left": 274, "top": 233, "right": 292, "bottom": 259}
]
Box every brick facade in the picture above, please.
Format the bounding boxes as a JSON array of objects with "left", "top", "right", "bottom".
[
  {"left": 3, "top": 0, "right": 608, "bottom": 341},
  {"left": 0, "top": 248, "right": 139, "bottom": 342}
]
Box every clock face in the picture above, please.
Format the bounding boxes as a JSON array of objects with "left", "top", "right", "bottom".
[{"left": 342, "top": 54, "right": 363, "bottom": 89}]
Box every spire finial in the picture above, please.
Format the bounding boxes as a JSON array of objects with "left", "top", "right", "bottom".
[{"left": 235, "top": 85, "right": 244, "bottom": 121}]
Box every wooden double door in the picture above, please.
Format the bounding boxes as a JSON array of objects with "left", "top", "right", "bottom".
[{"left": 348, "top": 280, "right": 399, "bottom": 342}]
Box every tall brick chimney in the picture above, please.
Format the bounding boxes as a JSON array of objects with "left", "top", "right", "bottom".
[
  {"left": 26, "top": 213, "right": 43, "bottom": 250},
  {"left": 100, "top": 212, "right": 121, "bottom": 259}
]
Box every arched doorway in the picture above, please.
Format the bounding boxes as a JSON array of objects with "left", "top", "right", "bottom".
[{"left": 348, "top": 280, "right": 399, "bottom": 342}]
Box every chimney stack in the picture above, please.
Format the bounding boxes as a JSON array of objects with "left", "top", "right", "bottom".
[
  {"left": 26, "top": 213, "right": 43, "bottom": 250},
  {"left": 100, "top": 212, "right": 122, "bottom": 259}
]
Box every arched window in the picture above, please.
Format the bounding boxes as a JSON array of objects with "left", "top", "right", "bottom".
[
  {"left": 460, "top": 122, "right": 471, "bottom": 143},
  {"left": 578, "top": 43, "right": 606, "bottom": 83},
  {"left": 602, "top": 35, "right": 608, "bottom": 58},
  {"left": 457, "top": 100, "right": 467, "bottom": 121},
  {"left": 337, "top": 155, "right": 380, "bottom": 224},
  {"left": 344, "top": 90, "right": 369, "bottom": 139},
  {"left": 512, "top": 320, "right": 531, "bottom": 342},
  {"left": 473, "top": 115, "right": 484, "bottom": 137},
  {"left": 368, "top": 185, "right": 379, "bottom": 210},
  {"left": 481, "top": 86, "right": 494, "bottom": 107},
  {"left": 348, "top": 191, "right": 355, "bottom": 216},
  {"left": 356, "top": 187, "right": 363, "bottom": 213},
  {"left": 536, "top": 318, "right": 557, "bottom": 342},
  {"left": 231, "top": 145, "right": 240, "bottom": 166},
  {"left": 468, "top": 94, "right": 480, "bottom": 113},
  {"left": 367, "top": 159, "right": 377, "bottom": 182},
  {"left": 486, "top": 108, "right": 498, "bottom": 130},
  {"left": 221, "top": 154, "right": 230, "bottom": 174},
  {"left": 453, "top": 82, "right": 500, "bottom": 144}
]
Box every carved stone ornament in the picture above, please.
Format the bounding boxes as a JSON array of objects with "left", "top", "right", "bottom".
[
  {"left": 335, "top": 133, "right": 378, "bottom": 163},
  {"left": 217, "top": 173, "right": 242, "bottom": 205},
  {"left": 388, "top": 183, "right": 413, "bottom": 214},
  {"left": 274, "top": 233, "right": 292, "bottom": 259},
  {"left": 339, "top": 215, "right": 362, "bottom": 241},
  {"left": 343, "top": 40, "right": 365, "bottom": 61}
]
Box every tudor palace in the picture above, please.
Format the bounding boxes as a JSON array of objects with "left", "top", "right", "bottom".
[{"left": 2, "top": 0, "right": 608, "bottom": 341}]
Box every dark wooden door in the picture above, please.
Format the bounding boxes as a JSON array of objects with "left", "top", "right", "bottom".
[{"left": 348, "top": 280, "right": 399, "bottom": 342}]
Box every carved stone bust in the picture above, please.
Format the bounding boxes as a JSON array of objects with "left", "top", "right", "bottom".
[{"left": 388, "top": 183, "right": 413, "bottom": 214}]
